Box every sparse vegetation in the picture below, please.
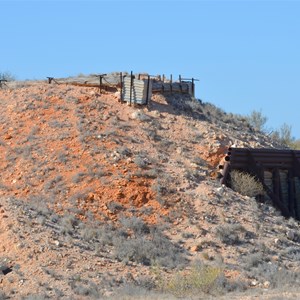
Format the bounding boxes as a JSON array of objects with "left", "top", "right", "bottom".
[
  {"left": 153, "top": 261, "right": 235, "bottom": 298},
  {"left": 270, "top": 122, "right": 297, "bottom": 148},
  {"left": 1, "top": 76, "right": 300, "bottom": 299},
  {"left": 215, "top": 223, "right": 246, "bottom": 245},
  {"left": 230, "top": 170, "right": 264, "bottom": 198},
  {"left": 247, "top": 109, "right": 268, "bottom": 132},
  {"left": 0, "top": 71, "right": 15, "bottom": 81},
  {"left": 114, "top": 218, "right": 187, "bottom": 268},
  {"left": 291, "top": 139, "right": 300, "bottom": 150}
]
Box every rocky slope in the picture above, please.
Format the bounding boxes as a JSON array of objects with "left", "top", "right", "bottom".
[{"left": 1, "top": 78, "right": 300, "bottom": 299}]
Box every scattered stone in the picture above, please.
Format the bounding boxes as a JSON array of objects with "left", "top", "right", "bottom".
[
  {"left": 250, "top": 280, "right": 258, "bottom": 287},
  {"left": 190, "top": 245, "right": 200, "bottom": 252},
  {"left": 130, "top": 111, "right": 150, "bottom": 121},
  {"left": 54, "top": 240, "right": 61, "bottom": 247},
  {"left": 286, "top": 230, "right": 295, "bottom": 240}
]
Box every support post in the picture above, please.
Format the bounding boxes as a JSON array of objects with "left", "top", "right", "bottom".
[
  {"left": 288, "top": 169, "right": 296, "bottom": 218},
  {"left": 179, "top": 74, "right": 182, "bottom": 93},
  {"left": 120, "top": 72, "right": 123, "bottom": 102},
  {"left": 129, "top": 71, "right": 133, "bottom": 106},
  {"left": 192, "top": 78, "right": 195, "bottom": 97},
  {"left": 47, "top": 77, "right": 54, "bottom": 84},
  {"left": 96, "top": 74, "right": 107, "bottom": 94},
  {"left": 146, "top": 75, "right": 150, "bottom": 105}
]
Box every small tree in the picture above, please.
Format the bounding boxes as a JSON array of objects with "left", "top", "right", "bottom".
[
  {"left": 291, "top": 139, "right": 300, "bottom": 150},
  {"left": 271, "top": 123, "right": 295, "bottom": 148},
  {"left": 0, "top": 71, "right": 15, "bottom": 81},
  {"left": 247, "top": 110, "right": 268, "bottom": 132}
]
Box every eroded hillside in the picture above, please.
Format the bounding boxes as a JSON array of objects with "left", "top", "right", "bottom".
[{"left": 1, "top": 79, "right": 300, "bottom": 299}]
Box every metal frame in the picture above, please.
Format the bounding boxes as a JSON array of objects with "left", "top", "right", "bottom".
[{"left": 220, "top": 147, "right": 300, "bottom": 219}]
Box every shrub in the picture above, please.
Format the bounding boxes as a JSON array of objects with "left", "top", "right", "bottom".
[
  {"left": 291, "top": 139, "right": 300, "bottom": 150},
  {"left": 72, "top": 283, "right": 100, "bottom": 298},
  {"left": 246, "top": 261, "right": 300, "bottom": 289},
  {"left": 72, "top": 172, "right": 86, "bottom": 184},
  {"left": 267, "top": 265, "right": 300, "bottom": 289},
  {"left": 57, "top": 151, "right": 68, "bottom": 164},
  {"left": 271, "top": 123, "right": 295, "bottom": 148},
  {"left": 107, "top": 201, "right": 124, "bottom": 213},
  {"left": 0, "top": 71, "right": 15, "bottom": 81},
  {"left": 134, "top": 156, "right": 148, "bottom": 169},
  {"left": 243, "top": 252, "right": 264, "bottom": 270},
  {"left": 247, "top": 110, "right": 267, "bottom": 132},
  {"left": 215, "top": 223, "right": 246, "bottom": 245},
  {"left": 201, "top": 102, "right": 224, "bottom": 120},
  {"left": 114, "top": 221, "right": 186, "bottom": 268},
  {"left": 119, "top": 217, "right": 150, "bottom": 236},
  {"left": 230, "top": 170, "right": 264, "bottom": 197},
  {"left": 156, "top": 261, "right": 223, "bottom": 297},
  {"left": 59, "top": 215, "right": 79, "bottom": 235},
  {"left": 0, "top": 291, "right": 8, "bottom": 299}
]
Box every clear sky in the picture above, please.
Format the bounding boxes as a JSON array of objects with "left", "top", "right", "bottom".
[{"left": 1, "top": 0, "right": 299, "bottom": 138}]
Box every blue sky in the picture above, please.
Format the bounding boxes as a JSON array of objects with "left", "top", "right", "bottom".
[{"left": 1, "top": 0, "right": 299, "bottom": 138}]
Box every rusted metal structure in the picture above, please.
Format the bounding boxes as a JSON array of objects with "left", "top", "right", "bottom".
[
  {"left": 152, "top": 74, "right": 198, "bottom": 96},
  {"left": 220, "top": 147, "right": 300, "bottom": 219},
  {"left": 46, "top": 71, "right": 198, "bottom": 104}
]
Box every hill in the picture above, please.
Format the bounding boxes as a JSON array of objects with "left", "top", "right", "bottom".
[{"left": 1, "top": 77, "right": 300, "bottom": 299}]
